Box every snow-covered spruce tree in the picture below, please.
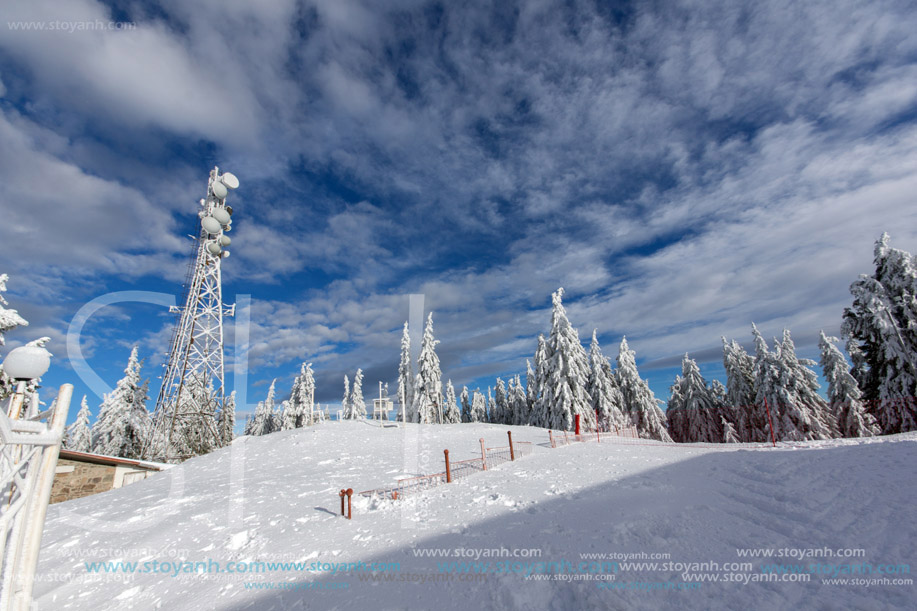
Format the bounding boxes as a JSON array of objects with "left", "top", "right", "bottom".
[
  {"left": 0, "top": 273, "right": 30, "bottom": 399},
  {"left": 721, "top": 338, "right": 756, "bottom": 441},
  {"left": 470, "top": 388, "right": 487, "bottom": 422},
  {"left": 341, "top": 375, "right": 351, "bottom": 420},
  {"left": 92, "top": 347, "right": 150, "bottom": 458},
  {"left": 486, "top": 386, "right": 494, "bottom": 423},
  {"left": 460, "top": 386, "right": 472, "bottom": 423},
  {"left": 398, "top": 322, "right": 414, "bottom": 422},
  {"left": 819, "top": 331, "right": 880, "bottom": 438},
  {"left": 752, "top": 326, "right": 834, "bottom": 441},
  {"left": 525, "top": 359, "right": 537, "bottom": 424},
  {"left": 667, "top": 356, "right": 724, "bottom": 443},
  {"left": 588, "top": 330, "right": 629, "bottom": 432},
  {"left": 616, "top": 337, "right": 672, "bottom": 441},
  {"left": 532, "top": 289, "right": 596, "bottom": 431},
  {"left": 219, "top": 390, "right": 236, "bottom": 445},
  {"left": 283, "top": 363, "right": 315, "bottom": 429},
  {"left": 65, "top": 396, "right": 93, "bottom": 452},
  {"left": 511, "top": 375, "right": 529, "bottom": 425},
  {"left": 529, "top": 336, "right": 549, "bottom": 427},
  {"left": 412, "top": 312, "right": 443, "bottom": 424},
  {"left": 246, "top": 379, "right": 278, "bottom": 436},
  {"left": 841, "top": 234, "right": 917, "bottom": 433},
  {"left": 493, "top": 378, "right": 508, "bottom": 425},
  {"left": 666, "top": 375, "right": 686, "bottom": 442},
  {"left": 443, "top": 380, "right": 461, "bottom": 423},
  {"left": 350, "top": 368, "right": 367, "bottom": 419}
]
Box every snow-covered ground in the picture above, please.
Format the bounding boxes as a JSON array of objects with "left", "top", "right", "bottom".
[{"left": 34, "top": 422, "right": 915, "bottom": 610}]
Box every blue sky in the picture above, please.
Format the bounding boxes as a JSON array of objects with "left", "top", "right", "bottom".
[{"left": 1, "top": 0, "right": 916, "bottom": 425}]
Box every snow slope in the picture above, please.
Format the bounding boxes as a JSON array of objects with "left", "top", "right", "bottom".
[{"left": 34, "top": 422, "right": 915, "bottom": 610}]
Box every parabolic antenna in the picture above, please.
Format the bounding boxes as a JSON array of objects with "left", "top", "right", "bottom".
[
  {"left": 212, "top": 207, "right": 231, "bottom": 225},
  {"left": 201, "top": 216, "right": 222, "bottom": 234},
  {"left": 212, "top": 181, "right": 228, "bottom": 199},
  {"left": 218, "top": 235, "right": 231, "bottom": 246},
  {"left": 206, "top": 241, "right": 222, "bottom": 256},
  {"left": 221, "top": 172, "right": 239, "bottom": 189}
]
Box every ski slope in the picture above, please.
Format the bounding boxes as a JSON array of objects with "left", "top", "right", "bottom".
[{"left": 34, "top": 422, "right": 915, "bottom": 610}]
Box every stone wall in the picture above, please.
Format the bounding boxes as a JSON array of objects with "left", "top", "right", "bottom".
[{"left": 50, "top": 459, "right": 116, "bottom": 504}]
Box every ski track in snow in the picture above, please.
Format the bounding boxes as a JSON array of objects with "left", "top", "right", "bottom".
[{"left": 34, "top": 423, "right": 916, "bottom": 610}]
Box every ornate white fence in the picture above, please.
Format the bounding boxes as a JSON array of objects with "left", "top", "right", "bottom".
[{"left": 1, "top": 383, "right": 72, "bottom": 611}]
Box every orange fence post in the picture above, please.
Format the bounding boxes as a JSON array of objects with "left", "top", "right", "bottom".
[
  {"left": 480, "top": 438, "right": 487, "bottom": 470},
  {"left": 508, "top": 431, "right": 515, "bottom": 461},
  {"left": 346, "top": 488, "right": 353, "bottom": 520},
  {"left": 549, "top": 430, "right": 555, "bottom": 448},
  {"left": 444, "top": 449, "right": 452, "bottom": 483},
  {"left": 339, "top": 489, "right": 346, "bottom": 516}
]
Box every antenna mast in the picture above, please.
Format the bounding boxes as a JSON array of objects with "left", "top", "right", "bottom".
[{"left": 144, "top": 167, "right": 239, "bottom": 462}]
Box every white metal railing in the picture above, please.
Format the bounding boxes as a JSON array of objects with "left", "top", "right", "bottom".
[{"left": 0, "top": 383, "right": 72, "bottom": 611}]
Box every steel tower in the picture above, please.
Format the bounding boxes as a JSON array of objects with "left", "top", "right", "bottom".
[{"left": 144, "top": 167, "right": 239, "bottom": 462}]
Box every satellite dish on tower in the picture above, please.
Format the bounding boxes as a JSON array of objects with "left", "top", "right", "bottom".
[
  {"left": 212, "top": 181, "right": 228, "bottom": 199},
  {"left": 201, "top": 216, "right": 222, "bottom": 234},
  {"left": 212, "top": 207, "right": 231, "bottom": 225},
  {"left": 221, "top": 172, "right": 239, "bottom": 189}
]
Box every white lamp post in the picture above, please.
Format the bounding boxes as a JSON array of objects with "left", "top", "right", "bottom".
[
  {"left": 1, "top": 341, "right": 72, "bottom": 611},
  {"left": 4, "top": 344, "right": 52, "bottom": 420}
]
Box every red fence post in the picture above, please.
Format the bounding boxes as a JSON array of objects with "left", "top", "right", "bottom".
[
  {"left": 549, "top": 430, "right": 555, "bottom": 448},
  {"left": 764, "top": 399, "right": 777, "bottom": 447},
  {"left": 444, "top": 449, "right": 452, "bottom": 483},
  {"left": 346, "top": 488, "right": 353, "bottom": 520},
  {"left": 480, "top": 438, "right": 487, "bottom": 470},
  {"left": 575, "top": 414, "right": 581, "bottom": 437},
  {"left": 339, "top": 489, "right": 346, "bottom": 516},
  {"left": 508, "top": 431, "right": 515, "bottom": 461}
]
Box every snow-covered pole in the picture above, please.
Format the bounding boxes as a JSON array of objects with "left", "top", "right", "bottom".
[{"left": 480, "top": 438, "right": 487, "bottom": 470}]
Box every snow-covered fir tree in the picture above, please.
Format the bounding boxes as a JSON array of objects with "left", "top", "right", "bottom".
[
  {"left": 64, "top": 395, "right": 93, "bottom": 452},
  {"left": 819, "top": 331, "right": 880, "bottom": 438},
  {"left": 530, "top": 336, "right": 548, "bottom": 426},
  {"left": 752, "top": 326, "right": 834, "bottom": 441},
  {"left": 219, "top": 390, "right": 236, "bottom": 445},
  {"left": 470, "top": 388, "right": 487, "bottom": 422},
  {"left": 533, "top": 289, "right": 596, "bottom": 431},
  {"left": 486, "top": 386, "right": 494, "bottom": 423},
  {"left": 282, "top": 363, "right": 315, "bottom": 429},
  {"left": 493, "top": 378, "right": 508, "bottom": 424},
  {"left": 525, "top": 359, "right": 537, "bottom": 422},
  {"left": 412, "top": 313, "right": 443, "bottom": 424},
  {"left": 510, "top": 375, "right": 529, "bottom": 425},
  {"left": 341, "top": 375, "right": 351, "bottom": 419},
  {"left": 92, "top": 347, "right": 150, "bottom": 458},
  {"left": 0, "top": 273, "right": 28, "bottom": 346},
  {"left": 397, "top": 322, "right": 414, "bottom": 423},
  {"left": 588, "top": 330, "right": 629, "bottom": 432},
  {"left": 350, "top": 369, "right": 366, "bottom": 419},
  {"left": 246, "top": 379, "right": 278, "bottom": 436},
  {"left": 0, "top": 273, "right": 30, "bottom": 399},
  {"left": 841, "top": 234, "right": 917, "bottom": 434},
  {"left": 616, "top": 337, "right": 672, "bottom": 441},
  {"left": 722, "top": 417, "right": 740, "bottom": 443},
  {"left": 721, "top": 338, "right": 756, "bottom": 441},
  {"left": 443, "top": 380, "right": 461, "bottom": 423},
  {"left": 460, "top": 386, "right": 472, "bottom": 423},
  {"left": 666, "top": 356, "right": 724, "bottom": 443}
]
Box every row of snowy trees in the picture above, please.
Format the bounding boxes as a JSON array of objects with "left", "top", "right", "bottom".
[
  {"left": 243, "top": 362, "right": 318, "bottom": 436},
  {"left": 666, "top": 234, "right": 915, "bottom": 443},
  {"left": 390, "top": 288, "right": 673, "bottom": 440},
  {"left": 60, "top": 347, "right": 239, "bottom": 459}
]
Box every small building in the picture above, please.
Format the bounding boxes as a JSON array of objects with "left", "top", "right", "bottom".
[{"left": 50, "top": 450, "right": 173, "bottom": 504}]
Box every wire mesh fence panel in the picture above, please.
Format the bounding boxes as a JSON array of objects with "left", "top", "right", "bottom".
[{"left": 450, "top": 458, "right": 485, "bottom": 482}]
